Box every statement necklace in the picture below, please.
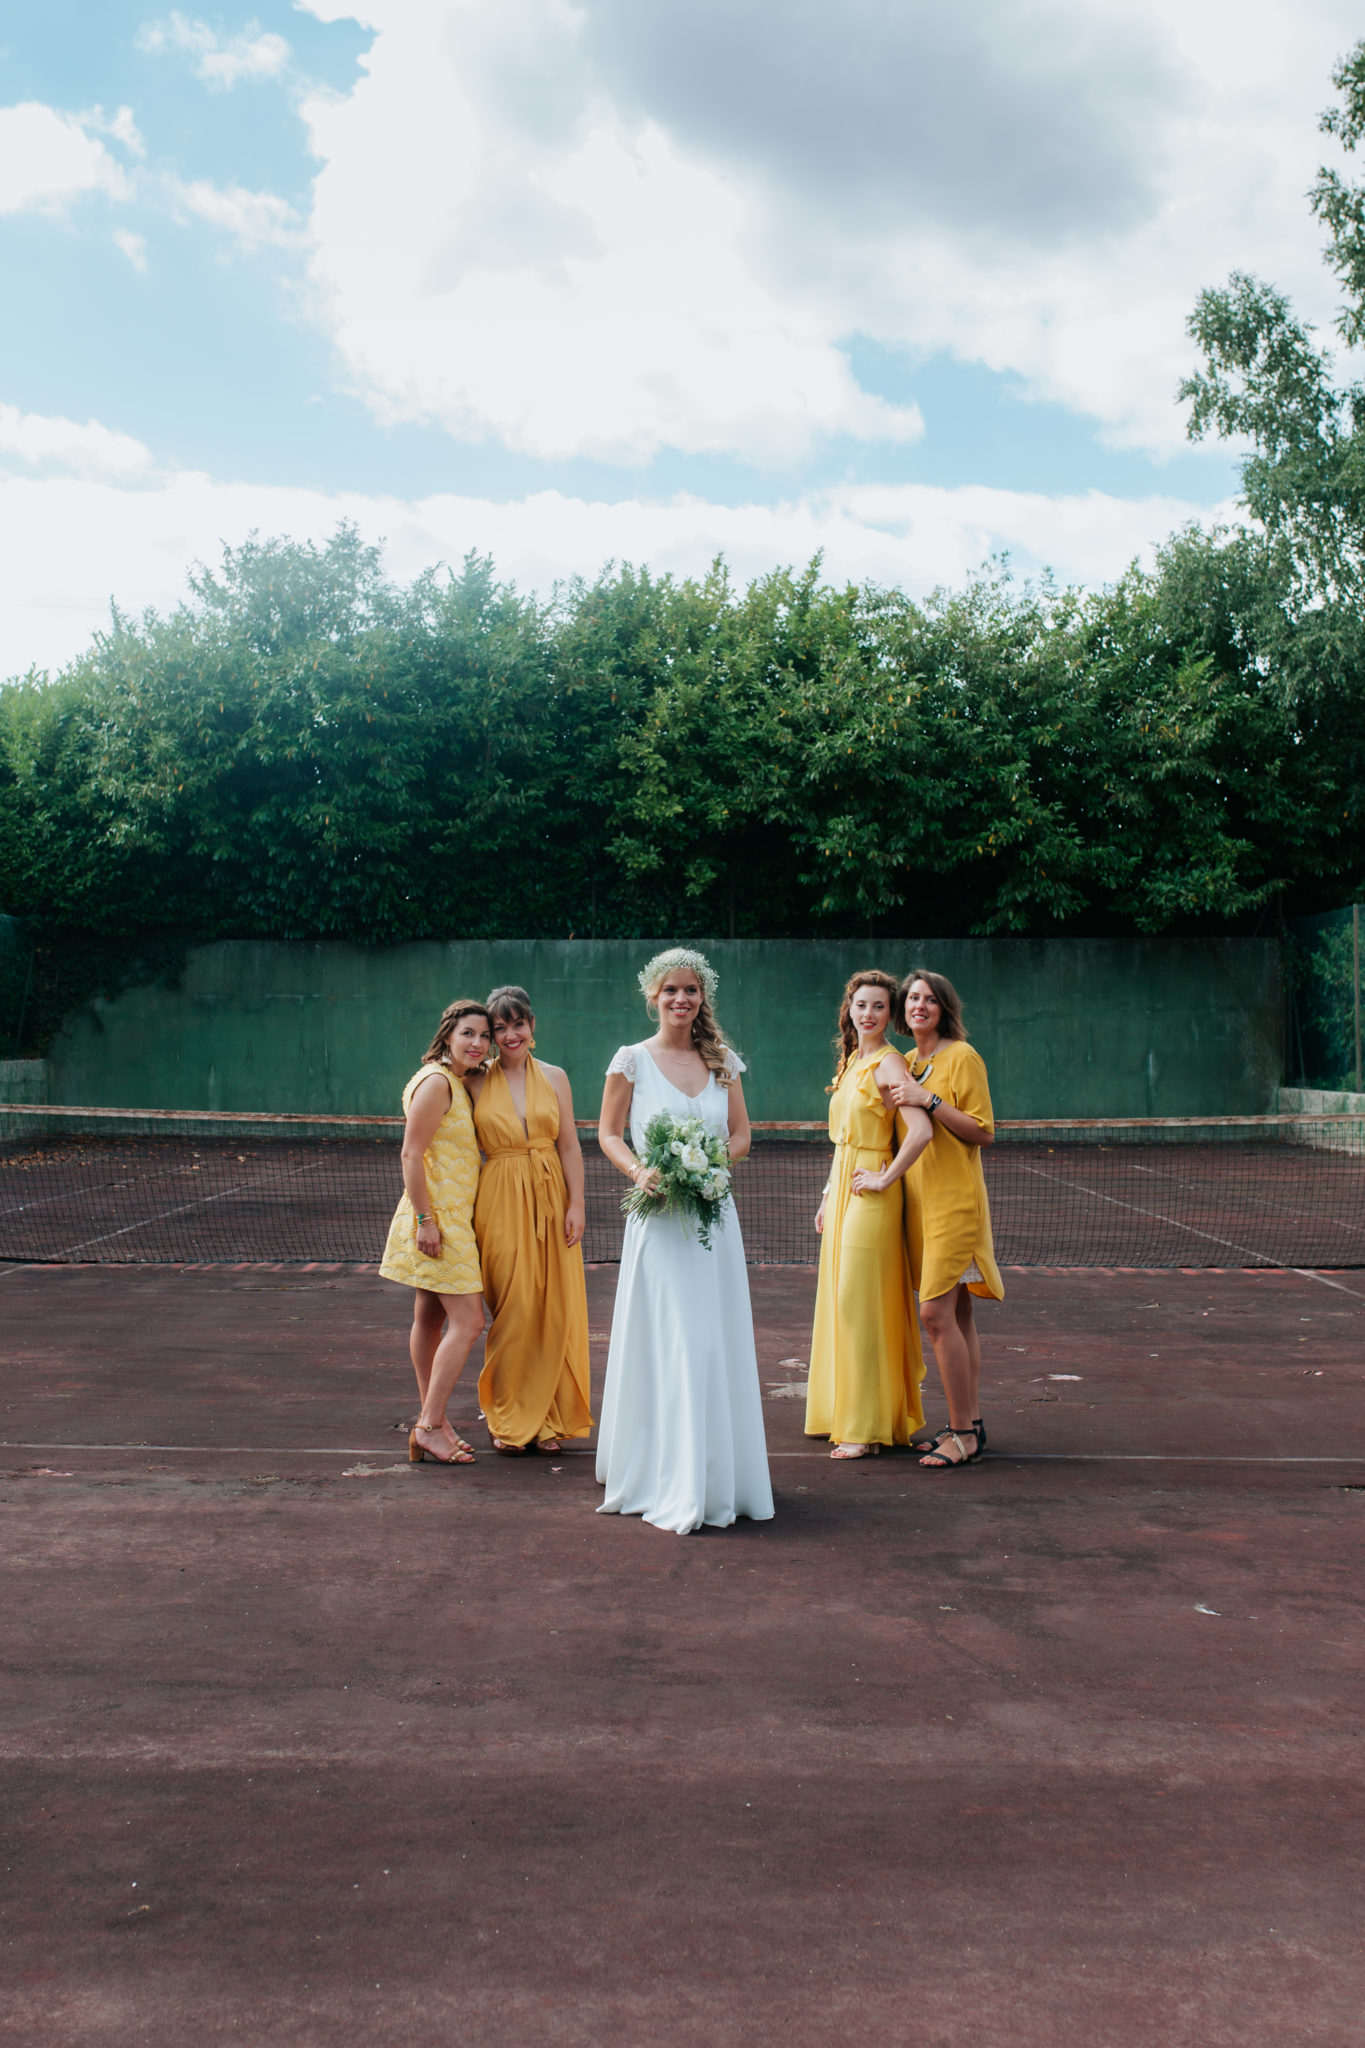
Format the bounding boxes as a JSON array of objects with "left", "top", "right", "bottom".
[{"left": 910, "top": 1036, "right": 942, "bottom": 1079}]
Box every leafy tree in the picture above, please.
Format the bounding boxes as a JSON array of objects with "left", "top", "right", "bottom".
[{"left": 1177, "top": 40, "right": 1365, "bottom": 905}]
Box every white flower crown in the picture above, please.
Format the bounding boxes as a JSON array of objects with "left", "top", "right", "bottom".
[{"left": 637, "top": 946, "right": 718, "bottom": 1007}]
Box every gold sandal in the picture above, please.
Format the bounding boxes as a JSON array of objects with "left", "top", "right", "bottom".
[{"left": 409, "top": 1423, "right": 475, "bottom": 1465}]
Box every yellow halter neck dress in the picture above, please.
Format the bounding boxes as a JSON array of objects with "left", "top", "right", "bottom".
[
  {"left": 473, "top": 1058, "right": 593, "bottom": 1447},
  {"left": 804, "top": 1048, "right": 925, "bottom": 1446}
]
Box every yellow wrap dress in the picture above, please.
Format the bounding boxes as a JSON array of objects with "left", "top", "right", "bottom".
[
  {"left": 378, "top": 1064, "right": 483, "bottom": 1296},
  {"left": 903, "top": 1040, "right": 1004, "bottom": 1303},
  {"left": 473, "top": 1058, "right": 593, "bottom": 1447},
  {"left": 805, "top": 1049, "right": 926, "bottom": 1446}
]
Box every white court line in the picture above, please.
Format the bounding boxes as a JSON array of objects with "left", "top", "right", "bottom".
[
  {"left": 1295, "top": 1268, "right": 1365, "bottom": 1301},
  {"left": 2, "top": 1441, "right": 427, "bottom": 1457},
  {"left": 2, "top": 1441, "right": 1362, "bottom": 1465},
  {"left": 1016, "top": 1164, "right": 1277, "bottom": 1264},
  {"left": 1129, "top": 1166, "right": 1365, "bottom": 1247},
  {"left": 0, "top": 1158, "right": 199, "bottom": 1224},
  {"left": 48, "top": 1156, "right": 318, "bottom": 1257}
]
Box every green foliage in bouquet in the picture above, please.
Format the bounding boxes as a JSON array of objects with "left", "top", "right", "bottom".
[{"left": 622, "top": 1110, "right": 732, "bottom": 1250}]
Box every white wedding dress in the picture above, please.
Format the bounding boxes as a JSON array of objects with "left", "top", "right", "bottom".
[{"left": 595, "top": 1043, "right": 775, "bottom": 1535}]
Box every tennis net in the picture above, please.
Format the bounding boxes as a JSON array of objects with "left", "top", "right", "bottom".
[{"left": 1, "top": 1105, "right": 1362, "bottom": 1269}]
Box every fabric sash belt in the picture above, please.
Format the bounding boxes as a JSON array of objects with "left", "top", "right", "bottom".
[{"left": 482, "top": 1137, "right": 559, "bottom": 1240}]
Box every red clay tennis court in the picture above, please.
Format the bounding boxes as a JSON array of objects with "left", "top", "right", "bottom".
[{"left": 2, "top": 1253, "right": 1362, "bottom": 2047}]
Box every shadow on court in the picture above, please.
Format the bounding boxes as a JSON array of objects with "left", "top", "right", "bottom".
[{"left": 1, "top": 1261, "right": 1362, "bottom": 2048}]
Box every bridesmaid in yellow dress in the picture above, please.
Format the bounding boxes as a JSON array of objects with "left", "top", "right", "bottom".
[
  {"left": 888, "top": 968, "right": 1004, "bottom": 1470},
  {"left": 379, "top": 999, "right": 491, "bottom": 1466},
  {"left": 467, "top": 986, "right": 592, "bottom": 1455},
  {"left": 805, "top": 971, "right": 934, "bottom": 1459}
]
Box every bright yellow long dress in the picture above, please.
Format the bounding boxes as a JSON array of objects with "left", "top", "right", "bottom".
[
  {"left": 379, "top": 1065, "right": 483, "bottom": 1296},
  {"left": 473, "top": 1058, "right": 593, "bottom": 1447},
  {"left": 903, "top": 1040, "right": 1004, "bottom": 1303},
  {"left": 805, "top": 1050, "right": 926, "bottom": 1446}
]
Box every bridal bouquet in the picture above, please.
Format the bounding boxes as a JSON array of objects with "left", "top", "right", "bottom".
[{"left": 622, "top": 1110, "right": 732, "bottom": 1250}]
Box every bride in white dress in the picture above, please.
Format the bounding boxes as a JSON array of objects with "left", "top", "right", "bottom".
[{"left": 595, "top": 948, "right": 775, "bottom": 1535}]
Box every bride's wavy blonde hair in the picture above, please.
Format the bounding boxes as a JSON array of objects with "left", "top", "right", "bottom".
[{"left": 641, "top": 948, "right": 736, "bottom": 1089}]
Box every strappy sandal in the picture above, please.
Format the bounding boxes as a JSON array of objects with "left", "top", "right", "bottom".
[
  {"left": 492, "top": 1438, "right": 527, "bottom": 1456},
  {"left": 409, "top": 1423, "right": 475, "bottom": 1465},
  {"left": 831, "top": 1441, "right": 880, "bottom": 1460},
  {"left": 911, "top": 1428, "right": 950, "bottom": 1456},
  {"left": 919, "top": 1428, "right": 979, "bottom": 1469},
  {"left": 536, "top": 1437, "right": 562, "bottom": 1455},
  {"left": 974, "top": 1417, "right": 988, "bottom": 1453}
]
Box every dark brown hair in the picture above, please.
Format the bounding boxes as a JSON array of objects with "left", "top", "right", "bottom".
[
  {"left": 896, "top": 968, "right": 965, "bottom": 1042},
  {"left": 485, "top": 984, "right": 534, "bottom": 1030},
  {"left": 421, "top": 999, "right": 492, "bottom": 1070},
  {"left": 830, "top": 969, "right": 900, "bottom": 1090}
]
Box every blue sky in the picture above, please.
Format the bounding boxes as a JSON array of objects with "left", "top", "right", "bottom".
[{"left": 0, "top": 1, "right": 1357, "bottom": 676}]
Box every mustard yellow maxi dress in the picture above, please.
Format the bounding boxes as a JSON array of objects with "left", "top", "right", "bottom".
[
  {"left": 379, "top": 1064, "right": 483, "bottom": 1295},
  {"left": 473, "top": 1058, "right": 593, "bottom": 1447},
  {"left": 903, "top": 1040, "right": 1004, "bottom": 1303},
  {"left": 805, "top": 1050, "right": 926, "bottom": 1446}
]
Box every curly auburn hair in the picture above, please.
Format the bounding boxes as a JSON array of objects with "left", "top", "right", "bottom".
[
  {"left": 642, "top": 957, "right": 736, "bottom": 1088},
  {"left": 895, "top": 968, "right": 966, "bottom": 1042},
  {"left": 829, "top": 969, "right": 901, "bottom": 1091},
  {"left": 421, "top": 999, "right": 492, "bottom": 1070}
]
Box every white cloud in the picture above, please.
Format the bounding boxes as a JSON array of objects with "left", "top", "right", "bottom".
[
  {"left": 137, "top": 14, "right": 292, "bottom": 89},
  {"left": 0, "top": 102, "right": 128, "bottom": 214},
  {"left": 0, "top": 406, "right": 153, "bottom": 481},
  {"left": 0, "top": 468, "right": 1234, "bottom": 681},
  {"left": 292, "top": 0, "right": 1365, "bottom": 462},
  {"left": 113, "top": 227, "right": 149, "bottom": 271},
  {"left": 83, "top": 104, "right": 147, "bottom": 157},
  {"left": 167, "top": 177, "right": 304, "bottom": 250},
  {"left": 298, "top": 3, "right": 924, "bottom": 462}
]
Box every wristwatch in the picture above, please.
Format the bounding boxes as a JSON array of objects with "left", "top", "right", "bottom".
[{"left": 926, "top": 1094, "right": 942, "bottom": 1117}]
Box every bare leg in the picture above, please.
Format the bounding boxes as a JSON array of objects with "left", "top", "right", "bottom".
[
  {"left": 417, "top": 1293, "right": 486, "bottom": 1432},
  {"left": 409, "top": 1290, "right": 446, "bottom": 1411},
  {"left": 919, "top": 1283, "right": 975, "bottom": 1432},
  {"left": 956, "top": 1287, "right": 981, "bottom": 1421}
]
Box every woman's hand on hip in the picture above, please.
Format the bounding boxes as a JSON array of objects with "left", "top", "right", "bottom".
[
  {"left": 564, "top": 1202, "right": 585, "bottom": 1248},
  {"left": 850, "top": 1167, "right": 888, "bottom": 1197}
]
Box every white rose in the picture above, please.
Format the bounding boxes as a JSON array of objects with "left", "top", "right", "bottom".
[
  {"left": 679, "top": 1143, "right": 708, "bottom": 1173},
  {"left": 669, "top": 1140, "right": 686, "bottom": 1157}
]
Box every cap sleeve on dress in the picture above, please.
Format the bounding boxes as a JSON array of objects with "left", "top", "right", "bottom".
[
  {"left": 606, "top": 1045, "right": 637, "bottom": 1081},
  {"left": 724, "top": 1047, "right": 747, "bottom": 1078}
]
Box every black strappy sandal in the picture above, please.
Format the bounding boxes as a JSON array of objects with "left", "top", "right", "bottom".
[
  {"left": 973, "top": 1417, "right": 988, "bottom": 1453},
  {"left": 919, "top": 1428, "right": 980, "bottom": 1469}
]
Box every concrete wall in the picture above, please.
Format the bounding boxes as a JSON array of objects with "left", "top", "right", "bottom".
[
  {"left": 42, "top": 936, "right": 1283, "bottom": 1121},
  {"left": 0, "top": 1059, "right": 47, "bottom": 1104}
]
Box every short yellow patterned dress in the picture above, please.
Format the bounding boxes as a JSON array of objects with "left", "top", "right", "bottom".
[{"left": 379, "top": 1064, "right": 483, "bottom": 1296}]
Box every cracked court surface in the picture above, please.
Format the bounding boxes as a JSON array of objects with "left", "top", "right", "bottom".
[{"left": 1, "top": 1261, "right": 1362, "bottom": 2048}]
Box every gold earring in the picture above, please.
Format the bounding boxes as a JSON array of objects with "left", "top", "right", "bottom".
[{"left": 528, "top": 1035, "right": 536, "bottom": 1049}]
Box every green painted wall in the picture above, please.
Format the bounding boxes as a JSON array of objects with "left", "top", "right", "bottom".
[{"left": 43, "top": 936, "right": 1283, "bottom": 1121}]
